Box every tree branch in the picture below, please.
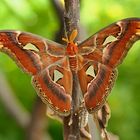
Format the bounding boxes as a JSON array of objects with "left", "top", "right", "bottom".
[
  {"left": 64, "top": 0, "right": 80, "bottom": 36},
  {"left": 63, "top": 1, "right": 81, "bottom": 140}
]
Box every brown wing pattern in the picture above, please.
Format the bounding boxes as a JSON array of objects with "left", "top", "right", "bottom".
[
  {"left": 1, "top": 18, "right": 140, "bottom": 115},
  {"left": 0, "top": 31, "right": 66, "bottom": 74},
  {"left": 0, "top": 30, "right": 71, "bottom": 115},
  {"left": 78, "top": 18, "right": 140, "bottom": 112}
]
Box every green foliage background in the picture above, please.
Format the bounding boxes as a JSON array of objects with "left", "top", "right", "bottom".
[{"left": 0, "top": 0, "right": 140, "bottom": 140}]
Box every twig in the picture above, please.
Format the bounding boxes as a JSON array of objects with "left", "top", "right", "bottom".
[
  {"left": 64, "top": 0, "right": 80, "bottom": 35},
  {"left": 63, "top": 0, "right": 80, "bottom": 140}
]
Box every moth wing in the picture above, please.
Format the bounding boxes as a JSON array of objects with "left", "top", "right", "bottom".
[
  {"left": 0, "top": 30, "right": 65, "bottom": 75},
  {"left": 0, "top": 30, "right": 72, "bottom": 115},
  {"left": 78, "top": 18, "right": 140, "bottom": 112}
]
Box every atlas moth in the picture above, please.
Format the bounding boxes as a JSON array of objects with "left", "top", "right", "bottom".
[{"left": 0, "top": 18, "right": 140, "bottom": 116}]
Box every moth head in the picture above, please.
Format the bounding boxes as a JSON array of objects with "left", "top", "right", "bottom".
[{"left": 62, "top": 30, "right": 78, "bottom": 55}]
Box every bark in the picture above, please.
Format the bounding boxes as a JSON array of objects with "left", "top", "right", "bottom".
[{"left": 63, "top": 1, "right": 81, "bottom": 140}]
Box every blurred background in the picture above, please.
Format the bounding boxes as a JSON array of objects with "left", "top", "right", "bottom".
[{"left": 0, "top": 0, "right": 140, "bottom": 140}]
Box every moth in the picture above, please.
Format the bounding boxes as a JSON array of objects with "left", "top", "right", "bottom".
[{"left": 0, "top": 18, "right": 140, "bottom": 116}]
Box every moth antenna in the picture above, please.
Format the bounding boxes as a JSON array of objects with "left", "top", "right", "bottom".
[
  {"left": 62, "top": 37, "right": 69, "bottom": 43},
  {"left": 62, "top": 26, "right": 69, "bottom": 44},
  {"left": 63, "top": 22, "right": 69, "bottom": 40},
  {"left": 62, "top": 29, "right": 78, "bottom": 44},
  {"left": 69, "top": 29, "right": 78, "bottom": 43}
]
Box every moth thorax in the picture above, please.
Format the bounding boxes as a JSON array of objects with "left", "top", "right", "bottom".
[
  {"left": 66, "top": 42, "right": 78, "bottom": 55},
  {"left": 69, "top": 56, "right": 78, "bottom": 72}
]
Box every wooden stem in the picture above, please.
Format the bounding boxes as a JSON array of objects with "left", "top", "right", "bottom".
[
  {"left": 64, "top": 0, "right": 80, "bottom": 36},
  {"left": 63, "top": 0, "right": 80, "bottom": 140}
]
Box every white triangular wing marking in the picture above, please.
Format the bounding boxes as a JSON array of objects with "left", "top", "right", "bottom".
[
  {"left": 86, "top": 65, "right": 95, "bottom": 77},
  {"left": 54, "top": 70, "right": 63, "bottom": 82}
]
